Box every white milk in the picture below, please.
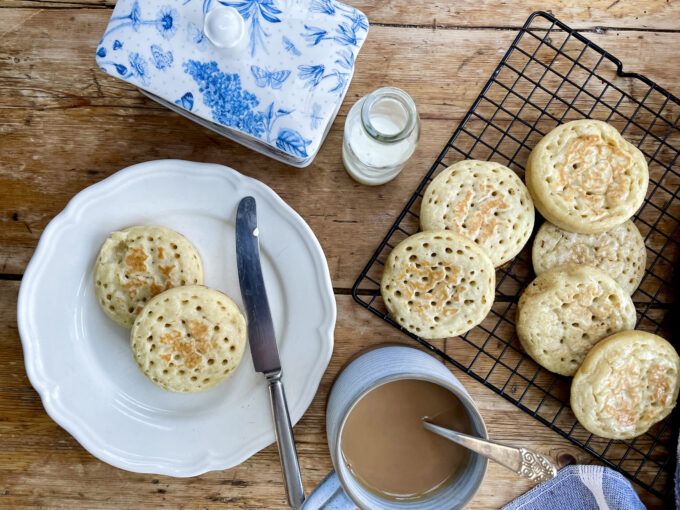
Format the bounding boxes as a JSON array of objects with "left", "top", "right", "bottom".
[{"left": 342, "top": 88, "right": 420, "bottom": 186}]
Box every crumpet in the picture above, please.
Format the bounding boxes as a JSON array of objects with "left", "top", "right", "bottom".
[
  {"left": 420, "top": 160, "right": 534, "bottom": 267},
  {"left": 532, "top": 220, "right": 646, "bottom": 295},
  {"left": 130, "top": 285, "right": 247, "bottom": 393},
  {"left": 526, "top": 120, "right": 648, "bottom": 234},
  {"left": 94, "top": 225, "right": 204, "bottom": 328},
  {"left": 571, "top": 331, "right": 680, "bottom": 439},
  {"left": 380, "top": 230, "right": 495, "bottom": 339},
  {"left": 517, "top": 264, "right": 636, "bottom": 376}
]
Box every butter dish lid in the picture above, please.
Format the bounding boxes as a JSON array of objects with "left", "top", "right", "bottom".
[{"left": 96, "top": 0, "right": 368, "bottom": 166}]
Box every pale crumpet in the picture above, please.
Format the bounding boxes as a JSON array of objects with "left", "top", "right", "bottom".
[
  {"left": 517, "top": 264, "right": 636, "bottom": 376},
  {"left": 532, "top": 220, "right": 646, "bottom": 295}
]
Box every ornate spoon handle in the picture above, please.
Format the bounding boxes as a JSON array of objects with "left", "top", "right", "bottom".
[{"left": 423, "top": 421, "right": 557, "bottom": 483}]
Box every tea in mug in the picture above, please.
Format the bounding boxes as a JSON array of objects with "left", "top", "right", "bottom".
[{"left": 341, "top": 379, "right": 472, "bottom": 501}]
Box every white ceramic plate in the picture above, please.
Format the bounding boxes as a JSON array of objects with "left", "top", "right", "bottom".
[{"left": 17, "top": 160, "right": 336, "bottom": 476}]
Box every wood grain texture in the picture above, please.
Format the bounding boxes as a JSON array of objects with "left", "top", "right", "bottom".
[
  {"left": 0, "top": 283, "right": 665, "bottom": 509},
  {"left": 1, "top": 9, "right": 680, "bottom": 286},
  {"left": 1, "top": 1, "right": 678, "bottom": 508},
  {"left": 1, "top": 0, "right": 680, "bottom": 30}
]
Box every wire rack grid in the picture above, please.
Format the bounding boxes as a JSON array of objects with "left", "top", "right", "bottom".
[{"left": 352, "top": 11, "right": 680, "bottom": 501}]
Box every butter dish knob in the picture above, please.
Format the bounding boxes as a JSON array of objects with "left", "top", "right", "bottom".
[{"left": 203, "top": 6, "right": 246, "bottom": 52}]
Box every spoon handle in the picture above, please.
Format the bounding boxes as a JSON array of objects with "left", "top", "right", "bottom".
[{"left": 423, "top": 421, "right": 557, "bottom": 483}]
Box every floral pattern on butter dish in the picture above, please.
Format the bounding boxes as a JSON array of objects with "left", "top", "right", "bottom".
[
  {"left": 128, "top": 52, "right": 149, "bottom": 83},
  {"left": 183, "top": 59, "right": 309, "bottom": 150},
  {"left": 99, "top": 61, "right": 130, "bottom": 77},
  {"left": 309, "top": 103, "right": 323, "bottom": 130},
  {"left": 214, "top": 0, "right": 282, "bottom": 57},
  {"left": 104, "top": 1, "right": 178, "bottom": 40},
  {"left": 335, "top": 48, "right": 354, "bottom": 69},
  {"left": 184, "top": 60, "right": 265, "bottom": 137},
  {"left": 297, "top": 64, "right": 348, "bottom": 95},
  {"left": 301, "top": 15, "right": 366, "bottom": 47},
  {"left": 310, "top": 0, "right": 335, "bottom": 15},
  {"left": 96, "top": 0, "right": 368, "bottom": 161},
  {"left": 187, "top": 22, "right": 208, "bottom": 49},
  {"left": 276, "top": 129, "right": 311, "bottom": 158},
  {"left": 282, "top": 36, "right": 301, "bottom": 56},
  {"left": 298, "top": 65, "right": 325, "bottom": 89},
  {"left": 262, "top": 102, "right": 293, "bottom": 142}
]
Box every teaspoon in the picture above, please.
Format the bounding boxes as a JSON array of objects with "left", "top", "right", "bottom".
[{"left": 423, "top": 420, "right": 557, "bottom": 483}]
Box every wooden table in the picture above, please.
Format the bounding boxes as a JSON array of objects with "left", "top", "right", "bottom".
[{"left": 1, "top": 1, "right": 678, "bottom": 508}]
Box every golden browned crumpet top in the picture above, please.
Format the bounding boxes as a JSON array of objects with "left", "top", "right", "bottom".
[
  {"left": 380, "top": 230, "right": 495, "bottom": 339},
  {"left": 94, "top": 225, "right": 204, "bottom": 328},
  {"left": 526, "top": 120, "right": 648, "bottom": 234},
  {"left": 420, "top": 160, "right": 535, "bottom": 267},
  {"left": 131, "top": 285, "right": 247, "bottom": 393},
  {"left": 571, "top": 330, "right": 680, "bottom": 439}
]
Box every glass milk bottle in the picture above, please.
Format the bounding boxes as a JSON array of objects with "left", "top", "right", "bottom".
[{"left": 342, "top": 87, "right": 420, "bottom": 185}]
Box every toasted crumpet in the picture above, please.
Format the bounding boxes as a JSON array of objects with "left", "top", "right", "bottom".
[
  {"left": 381, "top": 230, "right": 495, "bottom": 339},
  {"left": 571, "top": 331, "right": 680, "bottom": 439},
  {"left": 421, "top": 160, "right": 534, "bottom": 267},
  {"left": 526, "top": 120, "right": 648, "bottom": 234},
  {"left": 94, "top": 225, "right": 203, "bottom": 328},
  {"left": 131, "top": 285, "right": 247, "bottom": 393}
]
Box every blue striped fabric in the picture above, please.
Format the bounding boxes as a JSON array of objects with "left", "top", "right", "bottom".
[{"left": 502, "top": 465, "right": 646, "bottom": 510}]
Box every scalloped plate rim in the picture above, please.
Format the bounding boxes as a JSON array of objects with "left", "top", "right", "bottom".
[{"left": 17, "top": 159, "right": 336, "bottom": 476}]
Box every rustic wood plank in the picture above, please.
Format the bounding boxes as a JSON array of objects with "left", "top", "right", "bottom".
[
  {"left": 0, "top": 282, "right": 666, "bottom": 508},
  {"left": 1, "top": 0, "right": 680, "bottom": 31},
  {"left": 3, "top": 10, "right": 680, "bottom": 114},
  {"left": 1, "top": 7, "right": 679, "bottom": 506},
  {"left": 361, "top": 0, "right": 680, "bottom": 30},
  {"left": 2, "top": 9, "right": 680, "bottom": 290}
]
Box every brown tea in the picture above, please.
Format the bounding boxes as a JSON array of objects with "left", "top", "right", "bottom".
[{"left": 340, "top": 379, "right": 472, "bottom": 501}]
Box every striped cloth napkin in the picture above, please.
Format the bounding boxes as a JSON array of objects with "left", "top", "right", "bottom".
[
  {"left": 677, "top": 440, "right": 680, "bottom": 508},
  {"left": 502, "top": 465, "right": 646, "bottom": 510}
]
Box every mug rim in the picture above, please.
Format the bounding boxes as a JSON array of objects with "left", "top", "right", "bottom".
[{"left": 332, "top": 371, "right": 489, "bottom": 510}]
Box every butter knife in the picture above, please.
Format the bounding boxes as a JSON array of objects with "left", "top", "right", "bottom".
[{"left": 235, "top": 196, "right": 305, "bottom": 509}]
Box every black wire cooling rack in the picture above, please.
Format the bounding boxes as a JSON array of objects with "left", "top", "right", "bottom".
[{"left": 352, "top": 11, "right": 680, "bottom": 501}]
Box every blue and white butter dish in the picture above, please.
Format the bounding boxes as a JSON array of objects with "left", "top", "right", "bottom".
[{"left": 96, "top": 0, "right": 369, "bottom": 167}]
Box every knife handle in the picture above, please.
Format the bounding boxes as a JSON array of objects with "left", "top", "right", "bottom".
[{"left": 267, "top": 372, "right": 305, "bottom": 509}]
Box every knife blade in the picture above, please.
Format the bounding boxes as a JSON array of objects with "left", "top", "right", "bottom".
[
  {"left": 235, "top": 196, "right": 280, "bottom": 374},
  {"left": 235, "top": 196, "right": 305, "bottom": 509}
]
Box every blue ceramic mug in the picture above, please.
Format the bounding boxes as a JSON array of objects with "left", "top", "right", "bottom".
[{"left": 302, "top": 345, "right": 488, "bottom": 510}]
